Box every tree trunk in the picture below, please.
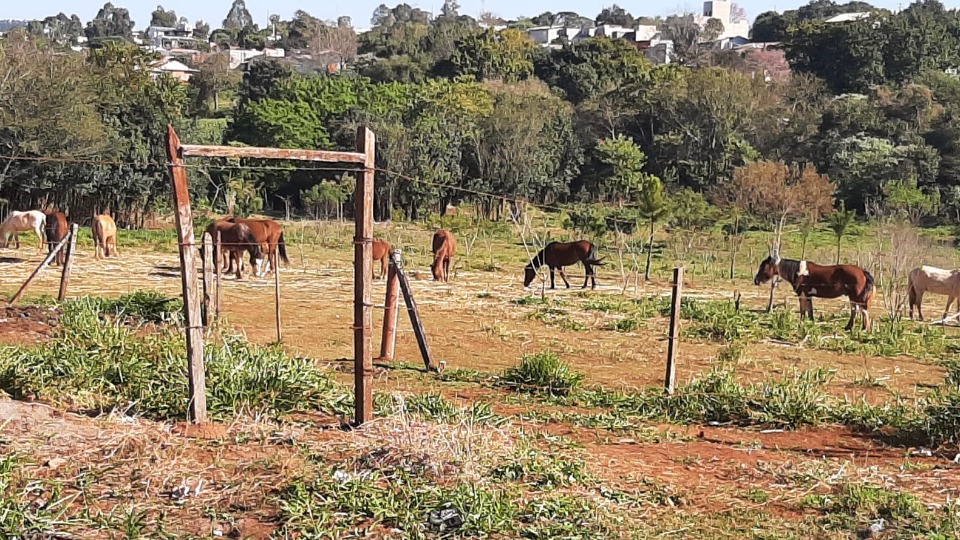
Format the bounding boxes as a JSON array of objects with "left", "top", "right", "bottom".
[
  {"left": 729, "top": 238, "right": 738, "bottom": 280},
  {"left": 644, "top": 219, "right": 655, "bottom": 281},
  {"left": 800, "top": 234, "right": 808, "bottom": 260},
  {"left": 835, "top": 237, "right": 842, "bottom": 264}
]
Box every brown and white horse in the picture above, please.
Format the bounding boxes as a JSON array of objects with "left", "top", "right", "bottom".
[
  {"left": 907, "top": 265, "right": 960, "bottom": 322},
  {"left": 44, "top": 211, "right": 69, "bottom": 265},
  {"left": 754, "top": 253, "right": 875, "bottom": 331},
  {"left": 1, "top": 210, "right": 46, "bottom": 250},
  {"left": 92, "top": 214, "right": 119, "bottom": 259},
  {"left": 524, "top": 240, "right": 605, "bottom": 290},
  {"left": 431, "top": 229, "right": 457, "bottom": 282}
]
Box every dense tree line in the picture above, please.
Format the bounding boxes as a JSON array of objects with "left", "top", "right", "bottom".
[{"left": 3, "top": 0, "right": 960, "bottom": 231}]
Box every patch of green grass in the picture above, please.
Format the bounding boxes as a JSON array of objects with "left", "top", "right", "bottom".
[
  {"left": 803, "top": 482, "right": 958, "bottom": 536},
  {"left": 0, "top": 294, "right": 351, "bottom": 420},
  {"left": 500, "top": 352, "right": 585, "bottom": 396}
]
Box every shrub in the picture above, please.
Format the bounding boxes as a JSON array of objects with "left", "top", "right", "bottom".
[{"left": 501, "top": 352, "right": 585, "bottom": 396}]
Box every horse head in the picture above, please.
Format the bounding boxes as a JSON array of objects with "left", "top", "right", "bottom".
[
  {"left": 523, "top": 264, "right": 537, "bottom": 287},
  {"left": 754, "top": 255, "right": 780, "bottom": 286}
]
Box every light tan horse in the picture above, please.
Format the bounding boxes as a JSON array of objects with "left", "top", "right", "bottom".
[
  {"left": 431, "top": 229, "right": 457, "bottom": 282},
  {"left": 0, "top": 210, "right": 46, "bottom": 250},
  {"left": 92, "top": 214, "right": 119, "bottom": 259},
  {"left": 372, "top": 239, "right": 391, "bottom": 280},
  {"left": 908, "top": 265, "right": 960, "bottom": 322}
]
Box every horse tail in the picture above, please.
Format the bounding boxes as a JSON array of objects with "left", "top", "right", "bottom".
[
  {"left": 864, "top": 269, "right": 876, "bottom": 301},
  {"left": 278, "top": 231, "right": 289, "bottom": 265},
  {"left": 586, "top": 243, "right": 605, "bottom": 266}
]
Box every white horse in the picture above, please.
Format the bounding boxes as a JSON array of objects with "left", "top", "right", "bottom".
[
  {"left": 0, "top": 210, "right": 46, "bottom": 250},
  {"left": 908, "top": 265, "right": 960, "bottom": 322}
]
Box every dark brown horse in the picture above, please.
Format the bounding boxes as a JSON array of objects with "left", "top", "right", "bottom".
[
  {"left": 44, "top": 211, "right": 69, "bottom": 266},
  {"left": 372, "top": 239, "right": 391, "bottom": 279},
  {"left": 754, "top": 254, "right": 875, "bottom": 331},
  {"left": 431, "top": 229, "right": 457, "bottom": 282},
  {"left": 225, "top": 217, "right": 288, "bottom": 276},
  {"left": 200, "top": 222, "right": 263, "bottom": 280},
  {"left": 524, "top": 240, "right": 605, "bottom": 290}
]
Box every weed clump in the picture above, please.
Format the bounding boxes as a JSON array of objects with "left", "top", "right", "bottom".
[{"left": 501, "top": 352, "right": 585, "bottom": 396}]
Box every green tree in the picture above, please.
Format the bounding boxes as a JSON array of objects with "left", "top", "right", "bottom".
[
  {"left": 223, "top": 0, "right": 254, "bottom": 31},
  {"left": 150, "top": 5, "right": 178, "bottom": 27},
  {"left": 825, "top": 202, "right": 856, "bottom": 263},
  {"left": 595, "top": 5, "right": 634, "bottom": 27},
  {"left": 85, "top": 3, "right": 135, "bottom": 41},
  {"left": 751, "top": 11, "right": 790, "bottom": 42},
  {"left": 783, "top": 18, "right": 886, "bottom": 93},
  {"left": 636, "top": 177, "right": 669, "bottom": 281},
  {"left": 449, "top": 28, "right": 536, "bottom": 82},
  {"left": 593, "top": 135, "right": 657, "bottom": 205}
]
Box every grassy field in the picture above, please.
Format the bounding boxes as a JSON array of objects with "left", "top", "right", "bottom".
[{"left": 1, "top": 212, "right": 959, "bottom": 538}]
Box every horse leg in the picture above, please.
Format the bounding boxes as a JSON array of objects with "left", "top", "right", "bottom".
[
  {"left": 581, "top": 264, "right": 590, "bottom": 289},
  {"left": 558, "top": 268, "right": 571, "bottom": 289},
  {"left": 862, "top": 304, "right": 871, "bottom": 332},
  {"left": 916, "top": 291, "right": 925, "bottom": 321},
  {"left": 845, "top": 303, "right": 857, "bottom": 331}
]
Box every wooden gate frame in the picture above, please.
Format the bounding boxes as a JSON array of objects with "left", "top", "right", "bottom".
[{"left": 164, "top": 124, "right": 377, "bottom": 426}]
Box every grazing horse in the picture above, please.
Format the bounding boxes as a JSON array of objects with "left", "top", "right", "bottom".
[
  {"left": 224, "top": 217, "right": 288, "bottom": 277},
  {"left": 753, "top": 254, "right": 875, "bottom": 331},
  {"left": 1, "top": 210, "right": 46, "bottom": 250},
  {"left": 204, "top": 219, "right": 253, "bottom": 274},
  {"left": 431, "top": 229, "right": 457, "bottom": 282},
  {"left": 44, "top": 211, "right": 69, "bottom": 266},
  {"left": 372, "top": 239, "right": 391, "bottom": 279},
  {"left": 524, "top": 240, "right": 605, "bottom": 290},
  {"left": 92, "top": 214, "right": 119, "bottom": 259},
  {"left": 202, "top": 222, "right": 263, "bottom": 280},
  {"left": 908, "top": 265, "right": 960, "bottom": 322}
]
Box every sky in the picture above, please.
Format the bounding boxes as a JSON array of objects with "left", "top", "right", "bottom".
[{"left": 1, "top": 0, "right": 954, "bottom": 30}]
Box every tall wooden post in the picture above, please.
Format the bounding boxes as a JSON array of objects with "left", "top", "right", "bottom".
[
  {"left": 354, "top": 126, "right": 376, "bottom": 426},
  {"left": 8, "top": 235, "right": 70, "bottom": 306},
  {"left": 379, "top": 250, "right": 401, "bottom": 361},
  {"left": 214, "top": 231, "right": 222, "bottom": 322},
  {"left": 274, "top": 263, "right": 282, "bottom": 343},
  {"left": 165, "top": 125, "right": 207, "bottom": 424},
  {"left": 57, "top": 224, "right": 79, "bottom": 302},
  {"left": 665, "top": 267, "right": 684, "bottom": 395},
  {"left": 395, "top": 256, "right": 436, "bottom": 372},
  {"left": 201, "top": 233, "right": 213, "bottom": 330}
]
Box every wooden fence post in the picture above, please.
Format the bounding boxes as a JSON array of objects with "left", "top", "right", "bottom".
[
  {"left": 665, "top": 266, "right": 684, "bottom": 395},
  {"left": 165, "top": 125, "right": 207, "bottom": 425},
  {"left": 57, "top": 224, "right": 79, "bottom": 302},
  {"left": 354, "top": 126, "right": 376, "bottom": 426},
  {"left": 274, "top": 262, "right": 282, "bottom": 343},
  {"left": 378, "top": 250, "right": 401, "bottom": 361},
  {"left": 395, "top": 255, "right": 436, "bottom": 372},
  {"left": 8, "top": 235, "right": 70, "bottom": 306},
  {"left": 214, "top": 231, "right": 222, "bottom": 322},
  {"left": 201, "top": 233, "right": 213, "bottom": 330}
]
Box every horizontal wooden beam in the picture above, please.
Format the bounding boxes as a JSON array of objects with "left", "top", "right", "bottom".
[{"left": 179, "top": 144, "right": 367, "bottom": 164}]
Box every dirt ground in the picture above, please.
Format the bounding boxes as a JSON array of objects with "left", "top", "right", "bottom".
[{"left": 1, "top": 227, "right": 959, "bottom": 537}]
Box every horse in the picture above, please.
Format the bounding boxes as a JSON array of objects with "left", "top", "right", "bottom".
[
  {"left": 204, "top": 219, "right": 251, "bottom": 274},
  {"left": 44, "top": 211, "right": 69, "bottom": 266},
  {"left": 524, "top": 240, "right": 605, "bottom": 290},
  {"left": 92, "top": 214, "right": 119, "bottom": 259},
  {"left": 0, "top": 210, "right": 46, "bottom": 250},
  {"left": 202, "top": 222, "right": 263, "bottom": 280},
  {"left": 431, "top": 229, "right": 457, "bottom": 282},
  {"left": 753, "top": 253, "right": 875, "bottom": 331},
  {"left": 907, "top": 265, "right": 960, "bottom": 322},
  {"left": 372, "top": 239, "right": 391, "bottom": 279},
  {"left": 224, "top": 217, "right": 288, "bottom": 277}
]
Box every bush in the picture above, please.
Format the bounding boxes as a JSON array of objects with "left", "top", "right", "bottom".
[{"left": 501, "top": 352, "right": 585, "bottom": 396}]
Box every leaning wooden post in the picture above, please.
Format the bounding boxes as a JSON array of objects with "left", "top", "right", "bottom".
[
  {"left": 274, "top": 262, "right": 282, "bottom": 343},
  {"left": 354, "top": 126, "right": 376, "bottom": 426},
  {"left": 57, "top": 224, "right": 79, "bottom": 302},
  {"left": 665, "top": 266, "right": 684, "bottom": 395},
  {"left": 8, "top": 235, "right": 70, "bottom": 306},
  {"left": 165, "top": 125, "right": 207, "bottom": 425},
  {"left": 214, "top": 231, "right": 222, "bottom": 322},
  {"left": 378, "top": 250, "right": 401, "bottom": 361},
  {"left": 395, "top": 256, "right": 436, "bottom": 372},
  {"left": 201, "top": 232, "right": 213, "bottom": 330}
]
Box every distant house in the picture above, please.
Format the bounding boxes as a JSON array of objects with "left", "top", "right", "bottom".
[
  {"left": 528, "top": 25, "right": 566, "bottom": 45},
  {"left": 149, "top": 58, "right": 198, "bottom": 83},
  {"left": 710, "top": 35, "right": 751, "bottom": 50},
  {"left": 696, "top": 0, "right": 751, "bottom": 40},
  {"left": 146, "top": 22, "right": 198, "bottom": 50},
  {"left": 227, "top": 48, "right": 285, "bottom": 70}
]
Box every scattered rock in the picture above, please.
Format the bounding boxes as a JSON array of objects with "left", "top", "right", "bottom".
[
  {"left": 43, "top": 457, "right": 68, "bottom": 470},
  {"left": 428, "top": 507, "right": 463, "bottom": 531}
]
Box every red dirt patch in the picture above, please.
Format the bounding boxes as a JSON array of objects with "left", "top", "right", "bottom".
[{"left": 0, "top": 305, "right": 59, "bottom": 346}]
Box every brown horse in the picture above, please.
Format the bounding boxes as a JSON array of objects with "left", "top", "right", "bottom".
[
  {"left": 225, "top": 217, "right": 288, "bottom": 276},
  {"left": 372, "top": 239, "right": 391, "bottom": 279},
  {"left": 524, "top": 240, "right": 605, "bottom": 290},
  {"left": 754, "top": 254, "right": 875, "bottom": 331},
  {"left": 44, "top": 211, "right": 69, "bottom": 266},
  {"left": 92, "top": 214, "right": 119, "bottom": 259},
  {"left": 204, "top": 222, "right": 263, "bottom": 280},
  {"left": 431, "top": 229, "right": 457, "bottom": 282}
]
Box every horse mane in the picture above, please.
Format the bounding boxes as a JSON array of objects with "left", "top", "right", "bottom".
[
  {"left": 777, "top": 258, "right": 802, "bottom": 285},
  {"left": 526, "top": 248, "right": 547, "bottom": 270}
]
